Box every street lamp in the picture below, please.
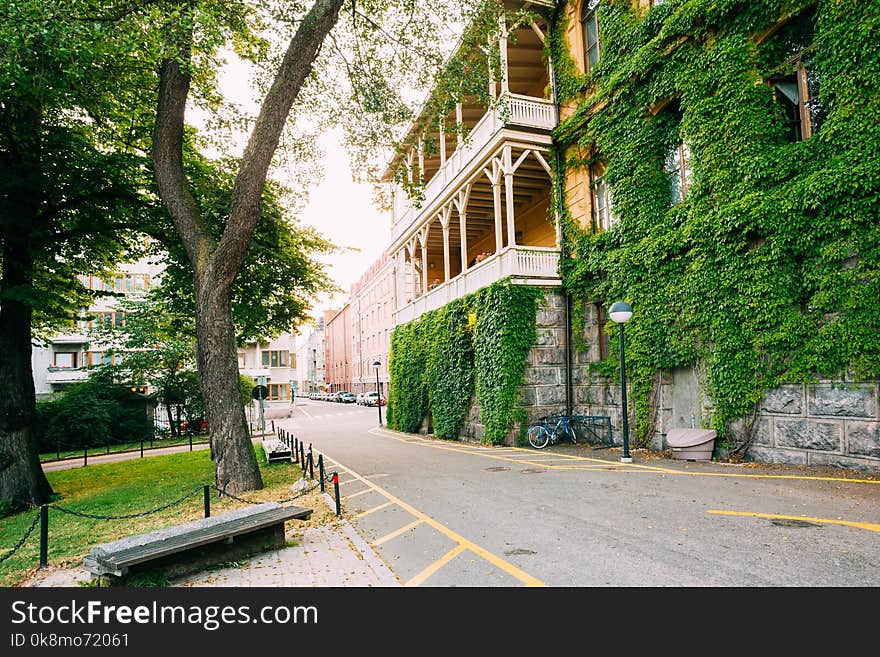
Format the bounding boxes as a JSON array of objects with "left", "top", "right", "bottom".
[
  {"left": 373, "top": 360, "right": 383, "bottom": 426},
  {"left": 608, "top": 301, "right": 633, "bottom": 463}
]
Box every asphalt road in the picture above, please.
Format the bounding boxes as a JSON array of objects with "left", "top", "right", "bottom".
[{"left": 281, "top": 398, "right": 880, "bottom": 587}]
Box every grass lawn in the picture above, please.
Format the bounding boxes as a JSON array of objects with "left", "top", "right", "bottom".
[{"left": 0, "top": 446, "right": 334, "bottom": 586}]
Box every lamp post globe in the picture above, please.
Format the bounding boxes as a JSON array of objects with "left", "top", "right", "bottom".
[
  {"left": 609, "top": 301, "right": 633, "bottom": 463},
  {"left": 373, "top": 360, "right": 382, "bottom": 426}
]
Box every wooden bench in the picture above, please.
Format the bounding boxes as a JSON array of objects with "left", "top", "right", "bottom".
[
  {"left": 83, "top": 502, "right": 311, "bottom": 581},
  {"left": 261, "top": 436, "right": 293, "bottom": 463}
]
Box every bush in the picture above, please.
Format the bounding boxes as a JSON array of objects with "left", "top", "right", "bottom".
[{"left": 36, "top": 379, "right": 153, "bottom": 452}]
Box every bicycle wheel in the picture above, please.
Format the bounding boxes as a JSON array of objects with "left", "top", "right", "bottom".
[{"left": 528, "top": 425, "right": 550, "bottom": 449}]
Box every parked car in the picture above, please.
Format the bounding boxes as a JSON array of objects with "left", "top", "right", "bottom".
[
  {"left": 356, "top": 392, "right": 366, "bottom": 405},
  {"left": 363, "top": 392, "right": 386, "bottom": 407},
  {"left": 338, "top": 392, "right": 356, "bottom": 403},
  {"left": 326, "top": 392, "right": 340, "bottom": 402}
]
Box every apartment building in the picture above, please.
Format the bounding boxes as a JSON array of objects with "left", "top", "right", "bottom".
[
  {"left": 324, "top": 304, "right": 352, "bottom": 393},
  {"left": 350, "top": 253, "right": 394, "bottom": 396}
]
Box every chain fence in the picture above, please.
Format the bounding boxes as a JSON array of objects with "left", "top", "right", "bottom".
[{"left": 2, "top": 426, "right": 340, "bottom": 574}]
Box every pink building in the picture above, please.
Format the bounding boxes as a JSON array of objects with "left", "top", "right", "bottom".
[
  {"left": 350, "top": 252, "right": 395, "bottom": 396},
  {"left": 324, "top": 304, "right": 352, "bottom": 392}
]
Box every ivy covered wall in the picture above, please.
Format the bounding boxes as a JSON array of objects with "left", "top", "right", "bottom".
[
  {"left": 549, "top": 0, "right": 880, "bottom": 458},
  {"left": 387, "top": 280, "right": 541, "bottom": 444}
]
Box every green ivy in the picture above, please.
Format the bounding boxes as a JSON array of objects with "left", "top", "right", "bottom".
[
  {"left": 548, "top": 0, "right": 880, "bottom": 453},
  {"left": 387, "top": 280, "right": 541, "bottom": 445}
]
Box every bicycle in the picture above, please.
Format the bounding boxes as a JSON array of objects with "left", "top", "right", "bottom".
[
  {"left": 526, "top": 414, "right": 614, "bottom": 450},
  {"left": 527, "top": 415, "right": 577, "bottom": 449}
]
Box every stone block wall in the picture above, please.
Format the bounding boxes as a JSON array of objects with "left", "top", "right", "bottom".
[{"left": 456, "top": 288, "right": 880, "bottom": 471}]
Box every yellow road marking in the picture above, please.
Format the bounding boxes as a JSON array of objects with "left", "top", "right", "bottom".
[
  {"left": 707, "top": 510, "right": 880, "bottom": 532},
  {"left": 372, "top": 519, "right": 423, "bottom": 547},
  {"left": 406, "top": 544, "right": 467, "bottom": 587},
  {"left": 342, "top": 487, "right": 374, "bottom": 501},
  {"left": 354, "top": 501, "right": 394, "bottom": 519},
  {"left": 335, "top": 459, "right": 546, "bottom": 587},
  {"left": 368, "top": 427, "right": 880, "bottom": 484}
]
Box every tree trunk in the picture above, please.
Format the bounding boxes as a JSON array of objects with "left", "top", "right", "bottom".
[
  {"left": 0, "top": 233, "right": 53, "bottom": 508},
  {"left": 151, "top": 0, "right": 345, "bottom": 493},
  {"left": 0, "top": 102, "right": 53, "bottom": 507},
  {"left": 195, "top": 268, "right": 262, "bottom": 493}
]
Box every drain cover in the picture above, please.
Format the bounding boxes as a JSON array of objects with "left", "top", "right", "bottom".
[
  {"left": 484, "top": 466, "right": 510, "bottom": 472},
  {"left": 504, "top": 548, "right": 537, "bottom": 556},
  {"left": 770, "top": 518, "right": 821, "bottom": 528},
  {"left": 520, "top": 468, "right": 547, "bottom": 474}
]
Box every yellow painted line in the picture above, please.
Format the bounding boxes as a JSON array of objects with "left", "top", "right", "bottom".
[
  {"left": 368, "top": 427, "right": 880, "bottom": 484},
  {"left": 354, "top": 501, "right": 394, "bottom": 519},
  {"left": 342, "top": 487, "right": 375, "bottom": 501},
  {"left": 372, "top": 519, "right": 423, "bottom": 547},
  {"left": 707, "top": 509, "right": 880, "bottom": 532},
  {"left": 335, "top": 458, "right": 546, "bottom": 587},
  {"left": 405, "top": 544, "right": 467, "bottom": 587}
]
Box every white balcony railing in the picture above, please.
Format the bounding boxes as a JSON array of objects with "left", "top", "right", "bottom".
[
  {"left": 395, "top": 246, "right": 560, "bottom": 325},
  {"left": 391, "top": 94, "right": 556, "bottom": 241}
]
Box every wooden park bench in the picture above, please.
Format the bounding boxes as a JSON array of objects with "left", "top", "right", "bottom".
[
  {"left": 261, "top": 436, "right": 293, "bottom": 463},
  {"left": 83, "top": 502, "right": 311, "bottom": 583}
]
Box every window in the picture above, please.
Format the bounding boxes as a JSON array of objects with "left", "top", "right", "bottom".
[
  {"left": 237, "top": 352, "right": 246, "bottom": 368},
  {"left": 763, "top": 6, "right": 824, "bottom": 142},
  {"left": 268, "top": 383, "right": 290, "bottom": 401},
  {"left": 665, "top": 141, "right": 692, "bottom": 204},
  {"left": 262, "top": 350, "right": 288, "bottom": 368},
  {"left": 770, "top": 60, "right": 823, "bottom": 142},
  {"left": 54, "top": 352, "right": 77, "bottom": 368},
  {"left": 591, "top": 161, "right": 615, "bottom": 231},
  {"left": 581, "top": 0, "right": 601, "bottom": 72},
  {"left": 87, "top": 351, "right": 106, "bottom": 366}
]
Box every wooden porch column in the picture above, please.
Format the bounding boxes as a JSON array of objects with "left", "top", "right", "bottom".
[
  {"left": 485, "top": 158, "right": 504, "bottom": 252},
  {"left": 459, "top": 210, "right": 468, "bottom": 273},
  {"left": 503, "top": 145, "right": 516, "bottom": 247},
  {"left": 440, "top": 206, "right": 452, "bottom": 282}
]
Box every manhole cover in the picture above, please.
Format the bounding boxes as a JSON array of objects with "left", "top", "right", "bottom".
[
  {"left": 504, "top": 548, "right": 537, "bottom": 556},
  {"left": 770, "top": 519, "right": 822, "bottom": 528},
  {"left": 484, "top": 466, "right": 510, "bottom": 472},
  {"left": 520, "top": 468, "right": 547, "bottom": 474}
]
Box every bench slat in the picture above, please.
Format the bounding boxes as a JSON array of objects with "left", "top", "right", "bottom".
[{"left": 92, "top": 506, "right": 311, "bottom": 570}]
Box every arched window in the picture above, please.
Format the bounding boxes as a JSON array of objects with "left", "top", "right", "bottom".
[{"left": 581, "top": 0, "right": 601, "bottom": 72}]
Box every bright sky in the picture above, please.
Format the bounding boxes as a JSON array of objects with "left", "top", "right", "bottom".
[{"left": 298, "top": 131, "right": 391, "bottom": 319}]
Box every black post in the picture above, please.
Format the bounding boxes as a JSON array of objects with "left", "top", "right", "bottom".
[
  {"left": 375, "top": 367, "right": 383, "bottom": 426},
  {"left": 106, "top": 437, "right": 110, "bottom": 454},
  {"left": 294, "top": 435, "right": 298, "bottom": 456},
  {"left": 318, "top": 454, "right": 325, "bottom": 492},
  {"left": 189, "top": 431, "right": 193, "bottom": 452},
  {"left": 333, "top": 472, "right": 341, "bottom": 516},
  {"left": 619, "top": 323, "right": 631, "bottom": 462},
  {"left": 39, "top": 505, "right": 48, "bottom": 568},
  {"left": 140, "top": 439, "right": 144, "bottom": 458},
  {"left": 299, "top": 443, "right": 305, "bottom": 470},
  {"left": 308, "top": 445, "right": 314, "bottom": 479},
  {"left": 83, "top": 446, "right": 87, "bottom": 467},
  {"left": 203, "top": 485, "right": 211, "bottom": 518},
  {"left": 56, "top": 440, "right": 60, "bottom": 461}
]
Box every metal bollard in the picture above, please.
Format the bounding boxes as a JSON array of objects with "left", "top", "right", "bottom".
[
  {"left": 106, "top": 438, "right": 110, "bottom": 455},
  {"left": 83, "top": 446, "right": 87, "bottom": 467},
  {"left": 204, "top": 485, "right": 211, "bottom": 518},
  {"left": 318, "top": 454, "right": 325, "bottom": 493},
  {"left": 189, "top": 432, "right": 193, "bottom": 451},
  {"left": 333, "top": 473, "right": 341, "bottom": 517},
  {"left": 140, "top": 439, "right": 144, "bottom": 458},
  {"left": 39, "top": 505, "right": 48, "bottom": 568},
  {"left": 56, "top": 440, "right": 60, "bottom": 461},
  {"left": 299, "top": 443, "right": 305, "bottom": 470},
  {"left": 308, "top": 445, "right": 314, "bottom": 479}
]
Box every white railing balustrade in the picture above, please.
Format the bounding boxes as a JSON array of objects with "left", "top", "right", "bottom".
[{"left": 395, "top": 246, "right": 561, "bottom": 324}]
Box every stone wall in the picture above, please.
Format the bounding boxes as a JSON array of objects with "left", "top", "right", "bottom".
[{"left": 456, "top": 289, "right": 880, "bottom": 471}]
